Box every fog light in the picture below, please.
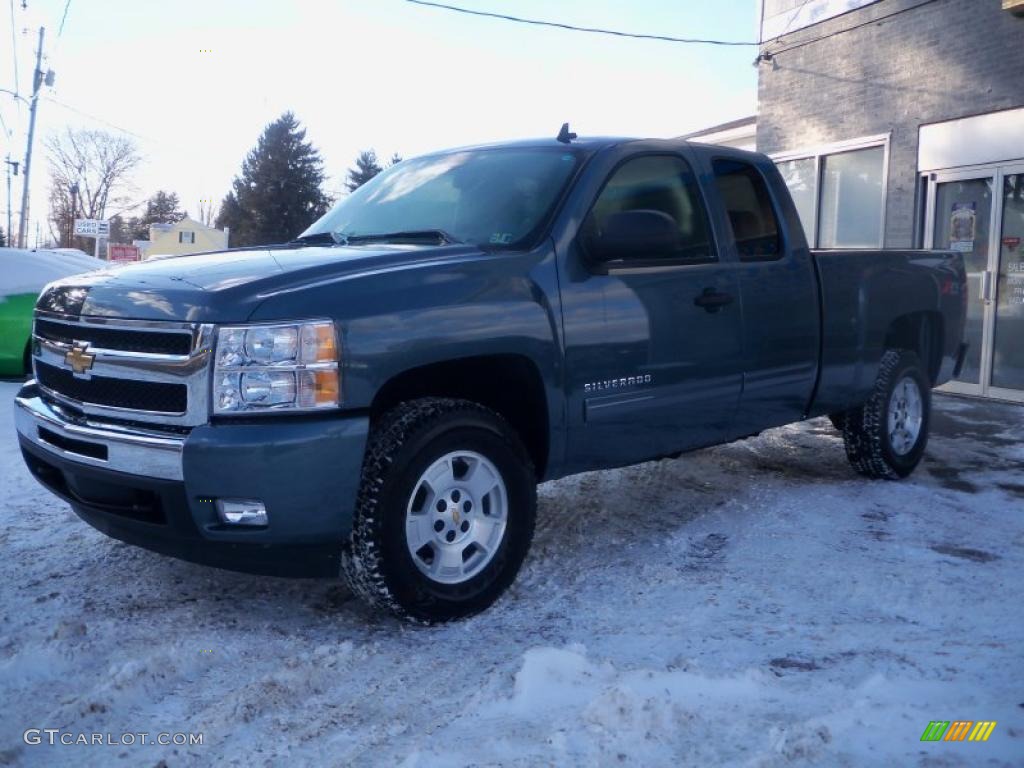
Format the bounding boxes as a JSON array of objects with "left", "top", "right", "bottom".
[{"left": 215, "top": 498, "right": 268, "bottom": 526}]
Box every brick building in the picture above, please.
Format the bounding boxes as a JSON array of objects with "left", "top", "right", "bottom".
[{"left": 756, "top": 0, "right": 1024, "bottom": 401}]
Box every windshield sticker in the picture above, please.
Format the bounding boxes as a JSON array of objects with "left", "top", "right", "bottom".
[{"left": 489, "top": 233, "right": 513, "bottom": 245}]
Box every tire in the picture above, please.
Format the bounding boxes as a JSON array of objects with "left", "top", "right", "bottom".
[
  {"left": 342, "top": 397, "right": 537, "bottom": 623},
  {"left": 842, "top": 349, "right": 930, "bottom": 479}
]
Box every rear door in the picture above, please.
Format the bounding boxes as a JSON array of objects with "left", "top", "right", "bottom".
[
  {"left": 557, "top": 146, "right": 745, "bottom": 471},
  {"left": 704, "top": 155, "right": 820, "bottom": 433}
]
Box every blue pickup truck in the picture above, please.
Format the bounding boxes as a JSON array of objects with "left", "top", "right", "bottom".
[{"left": 14, "top": 133, "right": 967, "bottom": 622}]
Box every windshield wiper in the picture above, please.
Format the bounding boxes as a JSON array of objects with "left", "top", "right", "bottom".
[
  {"left": 288, "top": 231, "right": 348, "bottom": 246},
  {"left": 342, "top": 229, "right": 462, "bottom": 246}
]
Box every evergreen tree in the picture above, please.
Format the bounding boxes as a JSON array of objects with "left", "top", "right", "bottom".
[
  {"left": 108, "top": 214, "right": 129, "bottom": 245},
  {"left": 0, "top": 226, "right": 6, "bottom": 247},
  {"left": 216, "top": 112, "right": 330, "bottom": 246},
  {"left": 123, "top": 191, "right": 186, "bottom": 241},
  {"left": 345, "top": 150, "right": 384, "bottom": 193}
]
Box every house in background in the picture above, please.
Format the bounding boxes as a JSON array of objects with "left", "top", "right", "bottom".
[
  {"left": 134, "top": 217, "right": 229, "bottom": 259},
  {"left": 680, "top": 116, "right": 757, "bottom": 151}
]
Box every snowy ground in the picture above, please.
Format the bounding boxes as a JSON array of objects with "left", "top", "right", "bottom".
[{"left": 0, "top": 380, "right": 1021, "bottom": 767}]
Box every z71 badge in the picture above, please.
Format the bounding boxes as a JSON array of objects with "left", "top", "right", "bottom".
[{"left": 584, "top": 374, "right": 652, "bottom": 393}]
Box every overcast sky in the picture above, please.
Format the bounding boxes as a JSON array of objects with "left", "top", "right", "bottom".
[{"left": 1, "top": 0, "right": 758, "bottom": 245}]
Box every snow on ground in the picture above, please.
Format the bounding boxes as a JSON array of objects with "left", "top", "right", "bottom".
[{"left": 0, "top": 379, "right": 1021, "bottom": 767}]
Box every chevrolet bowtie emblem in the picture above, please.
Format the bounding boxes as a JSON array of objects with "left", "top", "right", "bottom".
[{"left": 65, "top": 344, "right": 96, "bottom": 374}]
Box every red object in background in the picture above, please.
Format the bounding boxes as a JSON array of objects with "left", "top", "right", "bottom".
[
  {"left": 1003, "top": 237, "right": 1021, "bottom": 251},
  {"left": 108, "top": 244, "right": 141, "bottom": 262}
]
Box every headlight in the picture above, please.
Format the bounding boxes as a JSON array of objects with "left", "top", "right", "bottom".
[{"left": 213, "top": 320, "right": 340, "bottom": 414}]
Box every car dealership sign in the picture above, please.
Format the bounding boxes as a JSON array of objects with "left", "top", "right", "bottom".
[{"left": 73, "top": 219, "right": 110, "bottom": 237}]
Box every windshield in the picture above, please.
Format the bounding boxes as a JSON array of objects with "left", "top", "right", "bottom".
[{"left": 300, "top": 147, "right": 585, "bottom": 249}]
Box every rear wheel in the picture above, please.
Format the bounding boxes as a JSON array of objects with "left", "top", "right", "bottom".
[
  {"left": 842, "top": 349, "right": 930, "bottom": 479},
  {"left": 342, "top": 398, "right": 536, "bottom": 623}
]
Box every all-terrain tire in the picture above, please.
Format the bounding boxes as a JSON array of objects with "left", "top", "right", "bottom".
[
  {"left": 842, "top": 349, "right": 931, "bottom": 480},
  {"left": 342, "top": 397, "right": 536, "bottom": 623}
]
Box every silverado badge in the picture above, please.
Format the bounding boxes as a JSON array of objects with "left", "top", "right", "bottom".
[{"left": 584, "top": 374, "right": 652, "bottom": 394}]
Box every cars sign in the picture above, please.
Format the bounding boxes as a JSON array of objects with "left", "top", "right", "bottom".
[{"left": 74, "top": 219, "right": 110, "bottom": 237}]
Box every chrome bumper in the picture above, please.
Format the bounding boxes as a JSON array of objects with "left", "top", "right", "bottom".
[{"left": 14, "top": 385, "right": 185, "bottom": 481}]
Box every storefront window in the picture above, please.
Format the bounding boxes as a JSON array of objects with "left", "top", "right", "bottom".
[
  {"left": 819, "top": 147, "right": 885, "bottom": 248},
  {"left": 776, "top": 157, "right": 816, "bottom": 244},
  {"left": 774, "top": 139, "right": 887, "bottom": 249}
]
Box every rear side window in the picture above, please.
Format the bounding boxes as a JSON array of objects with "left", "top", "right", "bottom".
[
  {"left": 582, "top": 155, "right": 715, "bottom": 263},
  {"left": 712, "top": 159, "right": 782, "bottom": 261}
]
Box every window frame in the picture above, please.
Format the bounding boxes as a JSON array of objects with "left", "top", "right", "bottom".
[
  {"left": 179, "top": 231, "right": 195, "bottom": 244},
  {"left": 710, "top": 156, "right": 787, "bottom": 262},
  {"left": 771, "top": 133, "right": 890, "bottom": 249},
  {"left": 579, "top": 150, "right": 721, "bottom": 273}
]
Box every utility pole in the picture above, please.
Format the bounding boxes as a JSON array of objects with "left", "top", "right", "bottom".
[
  {"left": 17, "top": 27, "right": 46, "bottom": 249},
  {"left": 68, "top": 183, "right": 79, "bottom": 247},
  {"left": 4, "top": 157, "right": 17, "bottom": 246}
]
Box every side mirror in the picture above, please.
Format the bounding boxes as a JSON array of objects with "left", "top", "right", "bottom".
[{"left": 585, "top": 209, "right": 680, "bottom": 266}]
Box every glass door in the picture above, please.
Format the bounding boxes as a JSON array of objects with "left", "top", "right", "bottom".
[
  {"left": 925, "top": 164, "right": 1024, "bottom": 402},
  {"left": 988, "top": 166, "right": 1024, "bottom": 401},
  {"left": 925, "top": 172, "right": 996, "bottom": 395}
]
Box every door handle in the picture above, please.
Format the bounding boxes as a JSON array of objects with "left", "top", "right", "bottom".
[
  {"left": 694, "top": 287, "right": 734, "bottom": 313},
  {"left": 979, "top": 270, "right": 993, "bottom": 303}
]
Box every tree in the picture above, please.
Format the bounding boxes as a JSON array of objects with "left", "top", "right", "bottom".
[
  {"left": 122, "top": 190, "right": 186, "bottom": 242},
  {"left": 345, "top": 151, "right": 383, "bottom": 192},
  {"left": 215, "top": 112, "right": 330, "bottom": 246},
  {"left": 0, "top": 226, "right": 6, "bottom": 247},
  {"left": 45, "top": 128, "right": 141, "bottom": 249},
  {"left": 345, "top": 150, "right": 402, "bottom": 193},
  {"left": 197, "top": 197, "right": 218, "bottom": 227}
]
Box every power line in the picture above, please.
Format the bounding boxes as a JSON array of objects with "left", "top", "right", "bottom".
[
  {"left": 57, "top": 0, "right": 72, "bottom": 36},
  {"left": 42, "top": 95, "right": 154, "bottom": 141},
  {"left": 405, "top": 0, "right": 757, "bottom": 46},
  {"left": 764, "top": 0, "right": 943, "bottom": 57}
]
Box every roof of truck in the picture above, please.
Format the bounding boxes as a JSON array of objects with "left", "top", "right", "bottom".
[{"left": 417, "top": 135, "right": 690, "bottom": 158}]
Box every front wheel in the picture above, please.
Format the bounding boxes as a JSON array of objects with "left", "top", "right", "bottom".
[
  {"left": 842, "top": 349, "right": 931, "bottom": 479},
  {"left": 342, "top": 398, "right": 536, "bottom": 623}
]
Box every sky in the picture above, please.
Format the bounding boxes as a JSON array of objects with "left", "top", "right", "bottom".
[{"left": 1, "top": 0, "right": 759, "bottom": 246}]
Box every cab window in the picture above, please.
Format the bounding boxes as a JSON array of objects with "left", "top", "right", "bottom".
[
  {"left": 581, "top": 155, "right": 715, "bottom": 263},
  {"left": 712, "top": 159, "right": 782, "bottom": 261}
]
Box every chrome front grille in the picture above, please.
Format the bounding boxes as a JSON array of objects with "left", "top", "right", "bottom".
[{"left": 32, "top": 311, "right": 214, "bottom": 427}]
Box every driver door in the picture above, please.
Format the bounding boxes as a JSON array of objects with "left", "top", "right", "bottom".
[{"left": 558, "top": 150, "right": 744, "bottom": 471}]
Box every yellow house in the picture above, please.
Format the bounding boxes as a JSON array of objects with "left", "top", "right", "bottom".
[{"left": 137, "top": 217, "right": 229, "bottom": 259}]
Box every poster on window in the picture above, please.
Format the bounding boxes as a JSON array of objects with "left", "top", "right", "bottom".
[{"left": 949, "top": 202, "right": 977, "bottom": 252}]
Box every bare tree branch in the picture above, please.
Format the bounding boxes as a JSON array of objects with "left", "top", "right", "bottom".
[{"left": 46, "top": 127, "right": 142, "bottom": 248}]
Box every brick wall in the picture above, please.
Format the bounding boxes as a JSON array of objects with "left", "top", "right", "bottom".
[{"left": 757, "top": 0, "right": 1024, "bottom": 246}]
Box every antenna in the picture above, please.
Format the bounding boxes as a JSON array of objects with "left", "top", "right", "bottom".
[{"left": 556, "top": 122, "right": 577, "bottom": 144}]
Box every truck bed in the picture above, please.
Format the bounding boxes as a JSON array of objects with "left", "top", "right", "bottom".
[{"left": 809, "top": 248, "right": 966, "bottom": 417}]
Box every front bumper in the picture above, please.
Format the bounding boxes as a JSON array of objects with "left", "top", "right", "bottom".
[{"left": 15, "top": 382, "right": 369, "bottom": 577}]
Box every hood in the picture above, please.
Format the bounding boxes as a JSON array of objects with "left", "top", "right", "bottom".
[{"left": 37, "top": 243, "right": 484, "bottom": 322}]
